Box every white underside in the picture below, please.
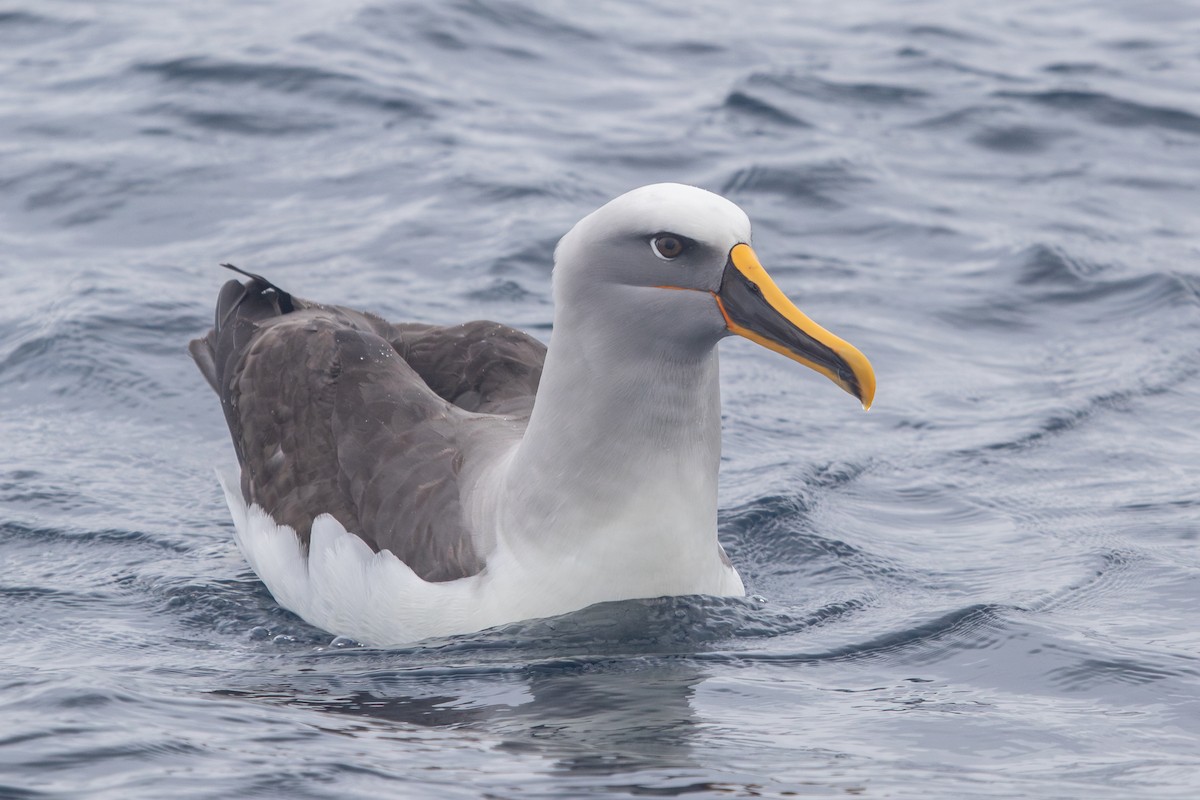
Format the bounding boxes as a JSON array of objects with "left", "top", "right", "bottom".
[{"left": 218, "top": 470, "right": 744, "bottom": 646}]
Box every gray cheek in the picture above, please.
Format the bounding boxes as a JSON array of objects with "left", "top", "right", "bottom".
[
  {"left": 697, "top": 258, "right": 726, "bottom": 294},
  {"left": 641, "top": 249, "right": 727, "bottom": 292},
  {"left": 658, "top": 252, "right": 724, "bottom": 294}
]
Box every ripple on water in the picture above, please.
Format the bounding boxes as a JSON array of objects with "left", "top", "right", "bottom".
[
  {"left": 693, "top": 603, "right": 1013, "bottom": 668},
  {"left": 720, "top": 160, "right": 869, "bottom": 209},
  {"left": 720, "top": 88, "right": 814, "bottom": 130},
  {"left": 0, "top": 520, "right": 186, "bottom": 553},
  {"left": 0, "top": 10, "right": 83, "bottom": 46},
  {"left": 1046, "top": 654, "right": 1198, "bottom": 693},
  {"left": 852, "top": 21, "right": 995, "bottom": 44},
  {"left": 719, "top": 457, "right": 916, "bottom": 594},
  {"left": 940, "top": 243, "right": 1200, "bottom": 335},
  {"left": 995, "top": 89, "right": 1200, "bottom": 136},
  {"left": 0, "top": 293, "right": 208, "bottom": 409},
  {"left": 746, "top": 71, "right": 932, "bottom": 108},
  {"left": 968, "top": 124, "right": 1067, "bottom": 154},
  {"left": 134, "top": 56, "right": 432, "bottom": 118},
  {"left": 905, "top": 104, "right": 1072, "bottom": 155}
]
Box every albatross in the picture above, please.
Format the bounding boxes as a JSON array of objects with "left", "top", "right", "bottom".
[{"left": 190, "top": 183, "right": 875, "bottom": 646}]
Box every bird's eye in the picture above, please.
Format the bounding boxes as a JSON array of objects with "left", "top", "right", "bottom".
[{"left": 651, "top": 234, "right": 686, "bottom": 260}]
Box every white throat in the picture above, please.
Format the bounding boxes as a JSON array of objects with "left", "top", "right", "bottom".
[{"left": 486, "top": 288, "right": 742, "bottom": 602}]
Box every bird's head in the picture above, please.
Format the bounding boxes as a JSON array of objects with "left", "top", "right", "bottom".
[{"left": 553, "top": 183, "right": 875, "bottom": 409}]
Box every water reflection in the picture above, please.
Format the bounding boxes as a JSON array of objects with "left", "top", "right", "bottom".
[
  {"left": 221, "top": 657, "right": 705, "bottom": 779},
  {"left": 214, "top": 599, "right": 744, "bottom": 778}
]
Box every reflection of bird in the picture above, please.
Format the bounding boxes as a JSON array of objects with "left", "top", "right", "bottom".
[{"left": 190, "top": 183, "right": 875, "bottom": 645}]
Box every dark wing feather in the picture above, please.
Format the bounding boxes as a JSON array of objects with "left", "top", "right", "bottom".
[
  {"left": 189, "top": 274, "right": 547, "bottom": 582},
  {"left": 384, "top": 320, "right": 546, "bottom": 416}
]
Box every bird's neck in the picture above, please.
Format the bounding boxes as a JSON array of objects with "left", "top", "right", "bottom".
[{"left": 500, "top": 304, "right": 724, "bottom": 555}]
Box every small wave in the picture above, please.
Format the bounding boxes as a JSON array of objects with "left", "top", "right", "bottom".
[
  {"left": 1042, "top": 61, "right": 1120, "bottom": 77},
  {"left": 463, "top": 279, "right": 537, "bottom": 303},
  {"left": 746, "top": 71, "right": 931, "bottom": 107},
  {"left": 0, "top": 521, "right": 187, "bottom": 553},
  {"left": 17, "top": 162, "right": 119, "bottom": 218},
  {"left": 1013, "top": 243, "right": 1107, "bottom": 286},
  {"left": 720, "top": 161, "right": 869, "bottom": 208},
  {"left": 443, "top": 0, "right": 599, "bottom": 44},
  {"left": 1118, "top": 498, "right": 1200, "bottom": 515},
  {"left": 908, "top": 104, "right": 1001, "bottom": 131},
  {"left": 996, "top": 89, "right": 1200, "bottom": 136},
  {"left": 714, "top": 68, "right": 931, "bottom": 139},
  {"left": 131, "top": 55, "right": 434, "bottom": 141},
  {"left": 137, "top": 57, "right": 353, "bottom": 93},
  {"left": 1028, "top": 549, "right": 1147, "bottom": 614},
  {"left": 153, "top": 575, "right": 326, "bottom": 642},
  {"left": 0, "top": 10, "right": 83, "bottom": 45},
  {"left": 721, "top": 90, "right": 812, "bottom": 129},
  {"left": 977, "top": 395, "right": 1129, "bottom": 454},
  {"left": 483, "top": 237, "right": 557, "bottom": 278},
  {"left": 969, "top": 124, "right": 1066, "bottom": 154},
  {"left": 1046, "top": 655, "right": 1195, "bottom": 692},
  {"left": 151, "top": 106, "right": 333, "bottom": 137},
  {"left": 135, "top": 56, "right": 431, "bottom": 119},
  {"left": 18, "top": 738, "right": 204, "bottom": 773},
  {"left": 941, "top": 245, "right": 1200, "bottom": 334},
  {"left": 906, "top": 105, "right": 1069, "bottom": 154},
  {"left": 354, "top": 0, "right": 597, "bottom": 62},
  {"left": 0, "top": 584, "right": 106, "bottom": 605},
  {"left": 851, "top": 21, "right": 994, "bottom": 44},
  {"left": 961, "top": 347, "right": 1200, "bottom": 455},
  {"left": 697, "top": 603, "right": 1012, "bottom": 667},
  {"left": 0, "top": 295, "right": 208, "bottom": 409},
  {"left": 0, "top": 468, "right": 81, "bottom": 511}
]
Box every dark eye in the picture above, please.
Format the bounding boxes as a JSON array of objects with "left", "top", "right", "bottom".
[{"left": 651, "top": 234, "right": 687, "bottom": 260}]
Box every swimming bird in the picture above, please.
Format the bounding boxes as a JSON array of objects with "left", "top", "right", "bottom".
[{"left": 190, "top": 183, "right": 875, "bottom": 646}]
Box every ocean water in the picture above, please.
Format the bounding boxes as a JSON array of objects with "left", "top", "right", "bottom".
[{"left": 2, "top": 0, "right": 1199, "bottom": 796}]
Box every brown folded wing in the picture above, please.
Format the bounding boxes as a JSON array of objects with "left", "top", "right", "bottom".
[{"left": 189, "top": 276, "right": 546, "bottom": 582}]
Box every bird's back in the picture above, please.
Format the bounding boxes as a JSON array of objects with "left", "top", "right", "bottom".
[{"left": 189, "top": 272, "right": 547, "bottom": 582}]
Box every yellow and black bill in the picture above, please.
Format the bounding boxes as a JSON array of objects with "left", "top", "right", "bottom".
[{"left": 714, "top": 244, "right": 876, "bottom": 410}]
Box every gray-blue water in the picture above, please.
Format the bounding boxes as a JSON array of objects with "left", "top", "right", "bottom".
[{"left": 2, "top": 1, "right": 1199, "bottom": 797}]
